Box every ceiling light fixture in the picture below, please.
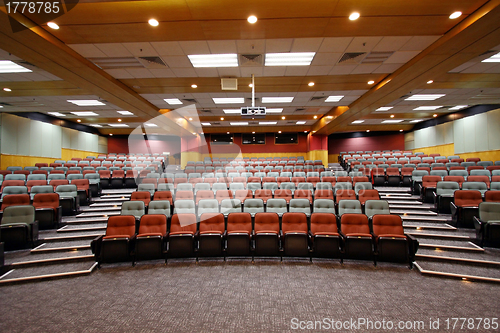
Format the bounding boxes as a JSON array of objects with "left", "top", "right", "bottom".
[
  {"left": 278, "top": 131, "right": 282, "bottom": 134},
  {"left": 188, "top": 117, "right": 193, "bottom": 121},
  {"left": 247, "top": 15, "right": 257, "bottom": 24},
  {"left": 482, "top": 52, "right": 500, "bottom": 63},
  {"left": 313, "top": 116, "right": 318, "bottom": 119},
  {"left": 366, "top": 130, "right": 370, "bottom": 132},
  {"left": 351, "top": 120, "right": 364, "bottom": 124},
  {"left": 349, "top": 12, "right": 360, "bottom": 20},
  {"left": 449, "top": 105, "right": 468, "bottom": 110},
  {"left": 265, "top": 52, "right": 315, "bottom": 66},
  {"left": 47, "top": 22, "right": 59, "bottom": 29},
  {"left": 48, "top": 112, "right": 66, "bottom": 117},
  {"left": 164, "top": 98, "right": 183, "bottom": 105},
  {"left": 77, "top": 119, "right": 81, "bottom": 123},
  {"left": 108, "top": 124, "right": 129, "bottom": 127},
  {"left": 117, "top": 111, "right": 134, "bottom": 115},
  {"left": 325, "top": 95, "right": 344, "bottom": 102},
  {"left": 413, "top": 106, "right": 442, "bottom": 111},
  {"left": 227, "top": 132, "right": 230, "bottom": 134},
  {"left": 148, "top": 19, "right": 159, "bottom": 26},
  {"left": 191, "top": 84, "right": 197, "bottom": 88},
  {"left": 433, "top": 114, "right": 438, "bottom": 117},
  {"left": 109, "top": 133, "right": 113, "bottom": 136},
  {"left": 91, "top": 124, "right": 102, "bottom": 128},
  {"left": 326, "top": 116, "right": 333, "bottom": 119},
  {"left": 405, "top": 94, "right": 445, "bottom": 101},
  {"left": 261, "top": 97, "right": 294, "bottom": 103},
  {"left": 0, "top": 60, "right": 32, "bottom": 73},
  {"left": 249, "top": 83, "right": 253, "bottom": 88},
  {"left": 375, "top": 106, "right": 393, "bottom": 111},
  {"left": 3, "top": 87, "right": 11, "bottom": 92},
  {"left": 390, "top": 114, "right": 395, "bottom": 118},
  {"left": 223, "top": 109, "right": 241, "bottom": 114},
  {"left": 410, "top": 119, "right": 424, "bottom": 123},
  {"left": 259, "top": 121, "right": 278, "bottom": 125},
  {"left": 117, "top": 119, "right": 122, "bottom": 122},
  {"left": 308, "top": 82, "right": 315, "bottom": 87},
  {"left": 252, "top": 131, "right": 255, "bottom": 134},
  {"left": 368, "top": 80, "right": 375, "bottom": 85},
  {"left": 399, "top": 129, "right": 403, "bottom": 132},
  {"left": 213, "top": 97, "right": 245, "bottom": 104},
  {"left": 70, "top": 111, "right": 99, "bottom": 116},
  {"left": 304, "top": 131, "right": 308, "bottom": 133},
  {"left": 188, "top": 54, "right": 238, "bottom": 68},
  {"left": 427, "top": 80, "right": 434, "bottom": 84},
  {"left": 296, "top": 121, "right": 306, "bottom": 125},
  {"left": 144, "top": 123, "right": 158, "bottom": 127},
  {"left": 68, "top": 99, "right": 105, "bottom": 106},
  {"left": 449, "top": 11, "right": 462, "bottom": 19},
  {"left": 220, "top": 117, "right": 224, "bottom": 120},
  {"left": 281, "top": 116, "right": 286, "bottom": 120},
  {"left": 382, "top": 119, "right": 404, "bottom": 123},
  {"left": 230, "top": 122, "right": 248, "bottom": 126},
  {"left": 201, "top": 122, "right": 211, "bottom": 126},
  {"left": 266, "top": 108, "right": 284, "bottom": 113}
]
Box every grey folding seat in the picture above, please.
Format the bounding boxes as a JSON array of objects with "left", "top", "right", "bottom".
[
  {"left": 267, "top": 172, "right": 279, "bottom": 178},
  {"left": 491, "top": 182, "right": 500, "bottom": 191},
  {"left": 48, "top": 174, "right": 65, "bottom": 182},
  {"left": 212, "top": 183, "right": 228, "bottom": 194},
  {"left": 335, "top": 171, "right": 348, "bottom": 177},
  {"left": 24, "top": 167, "right": 38, "bottom": 173},
  {"left": 492, "top": 170, "right": 500, "bottom": 177},
  {"left": 297, "top": 182, "right": 314, "bottom": 192},
  {"left": 41, "top": 167, "right": 54, "bottom": 173},
  {"left": 67, "top": 174, "right": 84, "bottom": 183},
  {"left": 364, "top": 200, "right": 390, "bottom": 218},
  {"left": 241, "top": 172, "right": 252, "bottom": 179},
  {"left": 1, "top": 205, "right": 38, "bottom": 249},
  {"left": 55, "top": 184, "right": 79, "bottom": 215},
  {"left": 289, "top": 198, "right": 311, "bottom": 216},
  {"left": 320, "top": 171, "right": 333, "bottom": 178},
  {"left": 228, "top": 172, "right": 240, "bottom": 179},
  {"left": 148, "top": 200, "right": 171, "bottom": 218},
  {"left": 306, "top": 172, "right": 319, "bottom": 178},
  {"left": 461, "top": 162, "right": 475, "bottom": 168},
  {"left": 27, "top": 174, "right": 47, "bottom": 181},
  {"left": 173, "top": 199, "right": 196, "bottom": 215},
  {"left": 147, "top": 172, "right": 161, "bottom": 179},
  {"left": 246, "top": 182, "right": 261, "bottom": 194},
  {"left": 411, "top": 170, "right": 429, "bottom": 194},
  {"left": 417, "top": 163, "right": 430, "bottom": 169},
  {"left": 202, "top": 172, "right": 215, "bottom": 178},
  {"left": 470, "top": 169, "right": 491, "bottom": 179},
  {"left": 229, "top": 183, "right": 245, "bottom": 194},
  {"left": 462, "top": 182, "right": 488, "bottom": 195},
  {"left": 69, "top": 167, "right": 82, "bottom": 173},
  {"left": 56, "top": 166, "right": 68, "bottom": 173},
  {"left": 220, "top": 199, "right": 242, "bottom": 217},
  {"left": 162, "top": 172, "right": 175, "bottom": 179},
  {"left": 348, "top": 171, "right": 363, "bottom": 178},
  {"left": 430, "top": 163, "right": 445, "bottom": 169},
  {"left": 5, "top": 174, "right": 26, "bottom": 182},
  {"left": 313, "top": 199, "right": 335, "bottom": 214},
  {"left": 194, "top": 183, "right": 211, "bottom": 195},
  {"left": 450, "top": 169, "right": 468, "bottom": 180},
  {"left": 280, "top": 182, "right": 295, "bottom": 194},
  {"left": 334, "top": 182, "right": 353, "bottom": 194},
  {"left": 293, "top": 172, "right": 306, "bottom": 178},
  {"left": 138, "top": 183, "right": 155, "bottom": 197},
  {"left": 315, "top": 182, "right": 333, "bottom": 191},
  {"left": 477, "top": 161, "right": 493, "bottom": 168},
  {"left": 197, "top": 199, "right": 219, "bottom": 217},
  {"left": 176, "top": 183, "right": 193, "bottom": 192},
  {"left": 1, "top": 186, "right": 28, "bottom": 199},
  {"left": 434, "top": 181, "right": 460, "bottom": 213},
  {"left": 280, "top": 171, "right": 293, "bottom": 178},
  {"left": 354, "top": 182, "right": 372, "bottom": 195},
  {"left": 474, "top": 202, "right": 500, "bottom": 247},
  {"left": 263, "top": 182, "right": 278, "bottom": 193},
  {"left": 338, "top": 199, "right": 362, "bottom": 217},
  {"left": 29, "top": 185, "right": 54, "bottom": 200},
  {"left": 495, "top": 161, "right": 500, "bottom": 166},
  {"left": 121, "top": 200, "right": 145, "bottom": 219},
  {"left": 6, "top": 166, "right": 22, "bottom": 172},
  {"left": 266, "top": 198, "right": 288, "bottom": 216},
  {"left": 430, "top": 170, "right": 447, "bottom": 178},
  {"left": 243, "top": 198, "right": 265, "bottom": 217}
]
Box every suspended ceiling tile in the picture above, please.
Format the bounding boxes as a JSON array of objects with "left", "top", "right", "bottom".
[
  {"left": 171, "top": 68, "right": 198, "bottom": 77},
  {"left": 162, "top": 55, "right": 193, "bottom": 68},
  {"left": 179, "top": 41, "right": 211, "bottom": 55},
  {"left": 125, "top": 68, "right": 154, "bottom": 78},
  {"left": 262, "top": 66, "right": 286, "bottom": 76},
  {"left": 217, "top": 67, "right": 241, "bottom": 77},
  {"left": 318, "top": 37, "right": 353, "bottom": 53},
  {"left": 284, "top": 66, "right": 309, "bottom": 76},
  {"left": 290, "top": 38, "right": 323, "bottom": 52},
  {"left": 94, "top": 43, "right": 134, "bottom": 57},
  {"left": 150, "top": 41, "right": 185, "bottom": 56},
  {"left": 385, "top": 50, "right": 421, "bottom": 64},
  {"left": 194, "top": 68, "right": 220, "bottom": 77},
  {"left": 372, "top": 63, "right": 403, "bottom": 73},
  {"left": 311, "top": 52, "right": 342, "bottom": 66},
  {"left": 307, "top": 65, "right": 334, "bottom": 76},
  {"left": 345, "top": 37, "right": 383, "bottom": 53},
  {"left": 351, "top": 63, "right": 381, "bottom": 74},
  {"left": 265, "top": 39, "right": 293, "bottom": 53},
  {"left": 122, "top": 42, "right": 159, "bottom": 57},
  {"left": 68, "top": 44, "right": 107, "bottom": 58},
  {"left": 207, "top": 40, "right": 238, "bottom": 54},
  {"left": 329, "top": 64, "right": 357, "bottom": 75},
  {"left": 240, "top": 66, "right": 264, "bottom": 77},
  {"left": 399, "top": 35, "right": 441, "bottom": 51},
  {"left": 150, "top": 68, "right": 177, "bottom": 78},
  {"left": 373, "top": 36, "right": 413, "bottom": 52},
  {"left": 236, "top": 39, "right": 266, "bottom": 54},
  {"left": 105, "top": 69, "right": 135, "bottom": 79}
]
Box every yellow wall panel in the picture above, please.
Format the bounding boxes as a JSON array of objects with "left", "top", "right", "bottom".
[
  {"left": 61, "top": 149, "right": 99, "bottom": 161},
  {"left": 1, "top": 149, "right": 100, "bottom": 169},
  {"left": 329, "top": 154, "right": 339, "bottom": 164},
  {"left": 307, "top": 150, "right": 328, "bottom": 167},
  {"left": 181, "top": 151, "right": 201, "bottom": 169},
  {"left": 412, "top": 144, "right": 455, "bottom": 157}
]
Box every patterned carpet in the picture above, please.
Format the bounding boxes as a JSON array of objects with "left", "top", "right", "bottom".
[{"left": 1, "top": 259, "right": 499, "bottom": 333}]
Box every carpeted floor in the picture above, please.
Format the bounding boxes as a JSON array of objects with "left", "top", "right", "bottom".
[{"left": 1, "top": 259, "right": 499, "bottom": 333}]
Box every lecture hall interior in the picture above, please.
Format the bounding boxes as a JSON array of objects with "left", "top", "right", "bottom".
[{"left": 1, "top": 0, "right": 500, "bottom": 332}]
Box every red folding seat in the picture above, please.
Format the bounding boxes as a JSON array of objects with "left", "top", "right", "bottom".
[
  {"left": 134, "top": 214, "right": 167, "bottom": 264},
  {"left": 451, "top": 158, "right": 464, "bottom": 164},
  {"left": 217, "top": 177, "right": 230, "bottom": 185},
  {"left": 253, "top": 212, "right": 281, "bottom": 258},
  {"left": 27, "top": 180, "right": 47, "bottom": 191},
  {"left": 189, "top": 177, "right": 203, "bottom": 185},
  {"left": 124, "top": 170, "right": 138, "bottom": 188},
  {"left": 174, "top": 178, "right": 188, "bottom": 189},
  {"left": 306, "top": 176, "right": 320, "bottom": 187},
  {"left": 467, "top": 175, "right": 490, "bottom": 189},
  {"left": 66, "top": 170, "right": 81, "bottom": 175},
  {"left": 71, "top": 157, "right": 82, "bottom": 162},
  {"left": 153, "top": 191, "right": 173, "bottom": 205},
  {"left": 0, "top": 170, "right": 12, "bottom": 178},
  {"left": 203, "top": 177, "right": 217, "bottom": 187},
  {"left": 98, "top": 170, "right": 111, "bottom": 189},
  {"left": 91, "top": 215, "right": 136, "bottom": 266},
  {"left": 141, "top": 178, "right": 158, "bottom": 189},
  {"left": 450, "top": 190, "right": 483, "bottom": 228},
  {"left": 32, "top": 192, "right": 61, "bottom": 229},
  {"left": 131, "top": 191, "right": 151, "bottom": 207},
  {"left": 110, "top": 169, "right": 125, "bottom": 188},
  {"left": 50, "top": 170, "right": 65, "bottom": 175},
  {"left": 321, "top": 176, "right": 336, "bottom": 186},
  {"left": 417, "top": 167, "right": 431, "bottom": 173},
  {"left": 449, "top": 166, "right": 465, "bottom": 171},
  {"left": 358, "top": 189, "right": 380, "bottom": 205},
  {"left": 254, "top": 189, "right": 272, "bottom": 204},
  {"left": 175, "top": 190, "right": 194, "bottom": 202},
  {"left": 335, "top": 189, "right": 356, "bottom": 204},
  {"left": 309, "top": 213, "right": 341, "bottom": 259},
  {"left": 71, "top": 178, "right": 91, "bottom": 204},
  {"left": 281, "top": 212, "right": 309, "bottom": 258},
  {"left": 314, "top": 189, "right": 334, "bottom": 201},
  {"left": 261, "top": 176, "right": 276, "bottom": 184},
  {"left": 466, "top": 158, "right": 480, "bottom": 163},
  {"left": 234, "top": 189, "right": 253, "bottom": 203},
  {"left": 337, "top": 176, "right": 352, "bottom": 184},
  {"left": 340, "top": 213, "right": 374, "bottom": 263},
  {"left": 274, "top": 189, "right": 293, "bottom": 204},
  {"left": 196, "top": 190, "right": 214, "bottom": 205},
  {"left": 487, "top": 166, "right": 500, "bottom": 173},
  {"left": 294, "top": 189, "right": 313, "bottom": 204},
  {"left": 83, "top": 170, "right": 96, "bottom": 177},
  {"left": 420, "top": 175, "right": 442, "bottom": 202},
  {"left": 493, "top": 176, "right": 500, "bottom": 183},
  {"left": 214, "top": 190, "right": 232, "bottom": 204},
  {"left": 225, "top": 212, "right": 252, "bottom": 256},
  {"left": 352, "top": 176, "right": 369, "bottom": 185},
  {"left": 49, "top": 163, "right": 62, "bottom": 168},
  {"left": 197, "top": 212, "right": 225, "bottom": 259},
  {"left": 14, "top": 170, "right": 30, "bottom": 177},
  {"left": 35, "top": 163, "right": 47, "bottom": 168},
  {"left": 468, "top": 165, "right": 485, "bottom": 174},
  {"left": 49, "top": 179, "right": 69, "bottom": 191},
  {"left": 444, "top": 175, "right": 465, "bottom": 187},
  {"left": 484, "top": 190, "right": 500, "bottom": 203},
  {"left": 386, "top": 167, "right": 401, "bottom": 186},
  {"left": 1, "top": 194, "right": 30, "bottom": 211},
  {"left": 277, "top": 177, "right": 290, "bottom": 186},
  {"left": 139, "top": 169, "right": 150, "bottom": 178},
  {"left": 371, "top": 168, "right": 386, "bottom": 186},
  {"left": 167, "top": 214, "right": 197, "bottom": 259},
  {"left": 232, "top": 177, "right": 247, "bottom": 184},
  {"left": 32, "top": 170, "right": 48, "bottom": 176}
]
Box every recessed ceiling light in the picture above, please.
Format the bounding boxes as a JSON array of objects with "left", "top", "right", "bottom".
[
  {"left": 247, "top": 15, "right": 257, "bottom": 24},
  {"left": 325, "top": 95, "right": 344, "bottom": 102},
  {"left": 144, "top": 123, "right": 158, "bottom": 127},
  {"left": 313, "top": 115, "right": 318, "bottom": 119},
  {"left": 213, "top": 97, "right": 244, "bottom": 104},
  {"left": 482, "top": 52, "right": 500, "bottom": 63},
  {"left": 308, "top": 82, "right": 315, "bottom": 87},
  {"left": 427, "top": 80, "right": 434, "bottom": 84},
  {"left": 188, "top": 54, "right": 238, "bottom": 68},
  {"left": 261, "top": 97, "right": 294, "bottom": 103},
  {"left": 48, "top": 112, "right": 65, "bottom": 117},
  {"left": 117, "top": 111, "right": 134, "bottom": 115},
  {"left": 399, "top": 129, "right": 403, "bottom": 132},
  {"left": 278, "top": 131, "right": 282, "bottom": 134},
  {"left": 223, "top": 109, "right": 241, "bottom": 114},
  {"left": 326, "top": 116, "right": 333, "bottom": 119},
  {"left": 220, "top": 117, "right": 224, "bottom": 120},
  {"left": 148, "top": 19, "right": 159, "bottom": 26},
  {"left": 252, "top": 131, "right": 255, "bottom": 134},
  {"left": 77, "top": 119, "right": 81, "bottom": 123},
  {"left": 390, "top": 114, "right": 395, "bottom": 118},
  {"left": 70, "top": 111, "right": 99, "bottom": 116},
  {"left": 382, "top": 119, "right": 404, "bottom": 123},
  {"left": 405, "top": 94, "right": 445, "bottom": 101},
  {"left": 368, "top": 80, "right": 375, "bottom": 85},
  {"left": 433, "top": 114, "right": 438, "bottom": 117},
  {"left": 375, "top": 106, "right": 393, "bottom": 111},
  {"left": 281, "top": 116, "right": 286, "bottom": 120},
  {"left": 304, "top": 131, "right": 308, "bottom": 133},
  {"left": 259, "top": 121, "right": 277, "bottom": 125},
  {"left": 0, "top": 61, "right": 32, "bottom": 73},
  {"left": 117, "top": 118, "right": 122, "bottom": 122},
  {"left": 164, "top": 98, "right": 183, "bottom": 105},
  {"left": 413, "top": 106, "right": 442, "bottom": 111},
  {"left": 351, "top": 120, "right": 364, "bottom": 124},
  {"left": 230, "top": 122, "right": 248, "bottom": 126},
  {"left": 47, "top": 22, "right": 59, "bottom": 29},
  {"left": 366, "top": 130, "right": 370, "bottom": 132},
  {"left": 410, "top": 119, "right": 424, "bottom": 123},
  {"left": 3, "top": 87, "right": 11, "bottom": 92},
  {"left": 191, "top": 84, "right": 197, "bottom": 88},
  {"left": 449, "top": 105, "right": 468, "bottom": 110},
  {"left": 109, "top": 133, "right": 113, "bottom": 136},
  {"left": 349, "top": 12, "right": 360, "bottom": 20},
  {"left": 192, "top": 132, "right": 197, "bottom": 136},
  {"left": 188, "top": 117, "right": 193, "bottom": 121},
  {"left": 91, "top": 124, "right": 102, "bottom": 127},
  {"left": 449, "top": 11, "right": 462, "bottom": 19},
  {"left": 227, "top": 132, "right": 230, "bottom": 134},
  {"left": 201, "top": 122, "right": 211, "bottom": 126},
  {"left": 266, "top": 108, "right": 284, "bottom": 113},
  {"left": 296, "top": 121, "right": 306, "bottom": 125},
  {"left": 265, "top": 52, "right": 315, "bottom": 66},
  {"left": 68, "top": 99, "right": 105, "bottom": 106},
  {"left": 108, "top": 124, "right": 129, "bottom": 127}
]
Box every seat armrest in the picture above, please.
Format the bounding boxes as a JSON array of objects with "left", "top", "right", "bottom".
[
  {"left": 90, "top": 235, "right": 104, "bottom": 254},
  {"left": 30, "top": 220, "right": 39, "bottom": 243},
  {"left": 450, "top": 202, "right": 458, "bottom": 217}
]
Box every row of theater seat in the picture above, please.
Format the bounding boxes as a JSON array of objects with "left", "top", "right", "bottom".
[{"left": 91, "top": 212, "right": 418, "bottom": 267}]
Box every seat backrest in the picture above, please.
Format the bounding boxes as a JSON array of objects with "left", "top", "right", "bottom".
[
  {"left": 1, "top": 185, "right": 29, "bottom": 199},
  {"left": 226, "top": 212, "right": 252, "bottom": 233},
  {"left": 310, "top": 213, "right": 337, "bottom": 234},
  {"left": 282, "top": 212, "right": 308, "bottom": 233},
  {"left": 478, "top": 202, "right": 500, "bottom": 221},
  {"left": 138, "top": 214, "right": 167, "bottom": 235},
  {"left": 462, "top": 181, "right": 488, "bottom": 191},
  {"left": 196, "top": 190, "right": 214, "bottom": 204},
  {"left": 27, "top": 174, "right": 46, "bottom": 181},
  {"left": 176, "top": 183, "right": 193, "bottom": 192},
  {"left": 170, "top": 213, "right": 197, "bottom": 232},
  {"left": 1, "top": 194, "right": 30, "bottom": 210},
  {"left": 198, "top": 199, "right": 219, "bottom": 213},
  {"left": 484, "top": 190, "right": 500, "bottom": 202},
  {"left": 372, "top": 214, "right": 404, "bottom": 236},
  {"left": 120, "top": 200, "right": 145, "bottom": 218},
  {"left": 2, "top": 205, "right": 35, "bottom": 224},
  {"left": 364, "top": 200, "right": 390, "bottom": 218},
  {"left": 338, "top": 199, "right": 362, "bottom": 216},
  {"left": 436, "top": 181, "right": 460, "bottom": 195},
  {"left": 289, "top": 198, "right": 311, "bottom": 215},
  {"left": 454, "top": 190, "right": 483, "bottom": 207},
  {"left": 32, "top": 192, "right": 59, "bottom": 210},
  {"left": 173, "top": 199, "right": 196, "bottom": 214},
  {"left": 315, "top": 189, "right": 334, "bottom": 200},
  {"left": 175, "top": 190, "right": 194, "bottom": 201},
  {"left": 220, "top": 199, "right": 242, "bottom": 215},
  {"left": 340, "top": 213, "right": 370, "bottom": 235},
  {"left": 254, "top": 212, "right": 280, "bottom": 233},
  {"left": 266, "top": 198, "right": 288, "bottom": 215},
  {"left": 334, "top": 182, "right": 353, "bottom": 193},
  {"left": 199, "top": 212, "right": 224, "bottom": 232},
  {"left": 313, "top": 199, "right": 335, "bottom": 213},
  {"left": 106, "top": 215, "right": 136, "bottom": 237},
  {"left": 354, "top": 182, "right": 372, "bottom": 195},
  {"left": 243, "top": 198, "right": 265, "bottom": 214},
  {"left": 470, "top": 169, "right": 491, "bottom": 178}
]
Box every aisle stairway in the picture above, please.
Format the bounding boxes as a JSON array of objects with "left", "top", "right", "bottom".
[{"left": 0, "top": 188, "right": 135, "bottom": 284}]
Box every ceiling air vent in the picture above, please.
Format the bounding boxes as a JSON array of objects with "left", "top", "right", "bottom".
[
  {"left": 17, "top": 61, "right": 37, "bottom": 68},
  {"left": 286, "top": 121, "right": 296, "bottom": 124},
  {"left": 338, "top": 52, "right": 366, "bottom": 64},
  {"left": 295, "top": 108, "right": 305, "bottom": 112},
  {"left": 249, "top": 121, "right": 259, "bottom": 125},
  {"left": 138, "top": 56, "right": 167, "bottom": 68},
  {"left": 361, "top": 51, "right": 394, "bottom": 64},
  {"left": 221, "top": 78, "right": 238, "bottom": 90},
  {"left": 310, "top": 96, "right": 326, "bottom": 101},
  {"left": 199, "top": 109, "right": 212, "bottom": 113},
  {"left": 212, "top": 122, "right": 221, "bottom": 126},
  {"left": 182, "top": 98, "right": 197, "bottom": 103},
  {"left": 89, "top": 57, "right": 143, "bottom": 69},
  {"left": 239, "top": 54, "right": 263, "bottom": 66}
]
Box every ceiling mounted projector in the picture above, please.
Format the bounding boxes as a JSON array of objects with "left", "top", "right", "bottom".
[{"left": 241, "top": 106, "right": 266, "bottom": 117}]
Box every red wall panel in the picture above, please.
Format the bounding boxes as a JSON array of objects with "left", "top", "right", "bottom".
[
  {"left": 328, "top": 133, "right": 405, "bottom": 154},
  {"left": 108, "top": 137, "right": 181, "bottom": 155}
]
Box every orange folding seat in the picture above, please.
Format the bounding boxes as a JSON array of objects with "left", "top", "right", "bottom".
[
  {"left": 35, "top": 163, "right": 48, "bottom": 168},
  {"left": 189, "top": 177, "right": 203, "bottom": 185},
  {"left": 467, "top": 175, "right": 490, "bottom": 189},
  {"left": 340, "top": 213, "right": 374, "bottom": 263},
  {"left": 253, "top": 212, "right": 281, "bottom": 258},
  {"left": 27, "top": 180, "right": 47, "bottom": 191},
  {"left": 291, "top": 177, "right": 305, "bottom": 186},
  {"left": 215, "top": 190, "right": 233, "bottom": 204},
  {"left": 314, "top": 189, "right": 334, "bottom": 201},
  {"left": 98, "top": 170, "right": 111, "bottom": 189},
  {"left": 371, "top": 168, "right": 386, "bottom": 186},
  {"left": 466, "top": 157, "right": 480, "bottom": 163},
  {"left": 66, "top": 170, "right": 81, "bottom": 175},
  {"left": 232, "top": 176, "right": 247, "bottom": 184},
  {"left": 386, "top": 167, "right": 401, "bottom": 186},
  {"left": 247, "top": 177, "right": 261, "bottom": 184},
  {"left": 444, "top": 175, "right": 465, "bottom": 187},
  {"left": 449, "top": 166, "right": 465, "bottom": 171},
  {"left": 492, "top": 175, "right": 500, "bottom": 182},
  {"left": 335, "top": 189, "right": 356, "bottom": 204},
  {"left": 91, "top": 215, "right": 136, "bottom": 266},
  {"left": 153, "top": 191, "right": 173, "bottom": 205},
  {"left": 203, "top": 177, "right": 217, "bottom": 187},
  {"left": 487, "top": 166, "right": 500, "bottom": 173},
  {"left": 234, "top": 189, "right": 253, "bottom": 203},
  {"left": 173, "top": 178, "right": 188, "bottom": 189},
  {"left": 358, "top": 189, "right": 380, "bottom": 205},
  {"left": 32, "top": 170, "right": 48, "bottom": 176},
  {"left": 1, "top": 194, "right": 30, "bottom": 211},
  {"left": 450, "top": 190, "right": 483, "bottom": 228},
  {"left": 420, "top": 175, "right": 442, "bottom": 202},
  {"left": 175, "top": 190, "right": 194, "bottom": 201},
  {"left": 336, "top": 176, "right": 351, "bottom": 184},
  {"left": 352, "top": 176, "right": 369, "bottom": 185},
  {"left": 141, "top": 178, "right": 158, "bottom": 189},
  {"left": 281, "top": 212, "right": 309, "bottom": 258},
  {"left": 110, "top": 169, "right": 125, "bottom": 188},
  {"left": 131, "top": 191, "right": 151, "bottom": 207},
  {"left": 125, "top": 170, "right": 138, "bottom": 188},
  {"left": 49, "top": 179, "right": 69, "bottom": 191},
  {"left": 197, "top": 212, "right": 225, "bottom": 259},
  {"left": 134, "top": 214, "right": 168, "bottom": 263},
  {"left": 310, "top": 213, "right": 341, "bottom": 259},
  {"left": 306, "top": 176, "right": 320, "bottom": 187},
  {"left": 277, "top": 177, "right": 290, "bottom": 186},
  {"left": 72, "top": 179, "right": 91, "bottom": 205},
  {"left": 294, "top": 189, "right": 312, "bottom": 204},
  {"left": 321, "top": 176, "right": 336, "bottom": 186},
  {"left": 167, "top": 213, "right": 197, "bottom": 259},
  {"left": 14, "top": 170, "right": 30, "bottom": 177},
  {"left": 484, "top": 190, "right": 500, "bottom": 203},
  {"left": 274, "top": 189, "right": 293, "bottom": 204},
  {"left": 225, "top": 212, "right": 252, "bottom": 256},
  {"left": 32, "top": 193, "right": 61, "bottom": 229},
  {"left": 196, "top": 190, "right": 214, "bottom": 205},
  {"left": 468, "top": 165, "right": 484, "bottom": 173},
  {"left": 254, "top": 189, "right": 273, "bottom": 204}
]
